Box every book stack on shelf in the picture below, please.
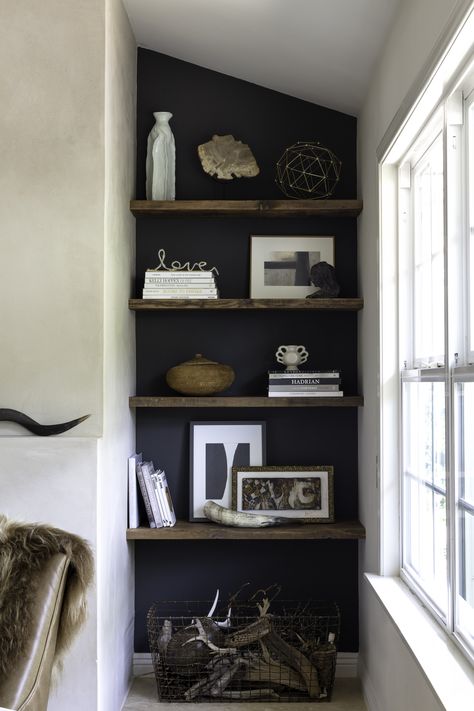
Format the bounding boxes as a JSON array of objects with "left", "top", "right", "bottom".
[
  {"left": 142, "top": 270, "right": 218, "bottom": 299},
  {"left": 268, "top": 370, "right": 342, "bottom": 397},
  {"left": 128, "top": 453, "right": 176, "bottom": 528}
]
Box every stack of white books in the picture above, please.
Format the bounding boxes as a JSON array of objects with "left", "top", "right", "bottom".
[
  {"left": 142, "top": 270, "right": 218, "bottom": 299},
  {"left": 268, "top": 369, "right": 343, "bottom": 397},
  {"left": 129, "top": 454, "right": 176, "bottom": 528}
]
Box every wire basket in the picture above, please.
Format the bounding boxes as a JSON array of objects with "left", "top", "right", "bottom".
[{"left": 147, "top": 599, "right": 340, "bottom": 703}]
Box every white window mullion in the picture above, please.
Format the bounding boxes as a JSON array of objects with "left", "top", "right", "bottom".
[
  {"left": 452, "top": 367, "right": 474, "bottom": 659},
  {"left": 446, "top": 90, "right": 466, "bottom": 637},
  {"left": 467, "top": 96, "right": 474, "bottom": 360}
]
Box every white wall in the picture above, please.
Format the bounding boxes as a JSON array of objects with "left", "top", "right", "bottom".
[
  {"left": 97, "top": 0, "right": 136, "bottom": 709},
  {"left": 0, "top": 439, "right": 99, "bottom": 711},
  {"left": 360, "top": 580, "right": 444, "bottom": 711},
  {"left": 0, "top": 1, "right": 136, "bottom": 709},
  {"left": 358, "top": 0, "right": 466, "bottom": 708}
]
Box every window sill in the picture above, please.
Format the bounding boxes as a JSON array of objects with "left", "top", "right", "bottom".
[{"left": 365, "top": 574, "right": 474, "bottom": 710}]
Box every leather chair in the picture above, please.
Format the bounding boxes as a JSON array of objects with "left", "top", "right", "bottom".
[{"left": 0, "top": 553, "right": 70, "bottom": 711}]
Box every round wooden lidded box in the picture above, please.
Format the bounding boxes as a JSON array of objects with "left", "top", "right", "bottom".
[{"left": 165, "top": 353, "right": 235, "bottom": 395}]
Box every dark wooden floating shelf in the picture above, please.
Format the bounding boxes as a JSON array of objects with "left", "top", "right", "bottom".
[
  {"left": 130, "top": 199, "right": 363, "bottom": 218},
  {"left": 130, "top": 395, "right": 363, "bottom": 408},
  {"left": 129, "top": 298, "right": 363, "bottom": 311},
  {"left": 126, "top": 520, "right": 366, "bottom": 541}
]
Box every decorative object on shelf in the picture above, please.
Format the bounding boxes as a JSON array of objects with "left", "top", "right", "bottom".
[
  {"left": 128, "top": 452, "right": 142, "bottom": 528},
  {"left": 250, "top": 235, "right": 334, "bottom": 298},
  {"left": 0, "top": 408, "right": 90, "bottom": 436},
  {"left": 147, "top": 594, "right": 340, "bottom": 701},
  {"left": 146, "top": 111, "right": 175, "bottom": 200},
  {"left": 275, "top": 141, "right": 342, "bottom": 199},
  {"left": 307, "top": 261, "right": 340, "bottom": 298},
  {"left": 268, "top": 369, "right": 343, "bottom": 398},
  {"left": 275, "top": 345, "right": 309, "bottom": 371},
  {"left": 232, "top": 466, "right": 334, "bottom": 523},
  {"left": 197, "top": 134, "right": 259, "bottom": 181},
  {"left": 143, "top": 269, "right": 218, "bottom": 300},
  {"left": 166, "top": 354, "right": 235, "bottom": 395},
  {"left": 149, "top": 248, "right": 219, "bottom": 276},
  {"left": 203, "top": 501, "right": 284, "bottom": 527},
  {"left": 136, "top": 460, "right": 177, "bottom": 529},
  {"left": 190, "top": 421, "right": 266, "bottom": 521}
]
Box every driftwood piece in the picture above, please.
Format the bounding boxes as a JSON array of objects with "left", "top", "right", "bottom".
[
  {"left": 157, "top": 619, "right": 173, "bottom": 654},
  {"left": 265, "top": 630, "right": 320, "bottom": 698},
  {"left": 217, "top": 688, "right": 280, "bottom": 699},
  {"left": 208, "top": 657, "right": 246, "bottom": 697},
  {"left": 184, "top": 657, "right": 233, "bottom": 700},
  {"left": 243, "top": 658, "right": 306, "bottom": 691},
  {"left": 225, "top": 616, "right": 271, "bottom": 648},
  {"left": 0, "top": 408, "right": 90, "bottom": 436},
  {"left": 197, "top": 134, "right": 259, "bottom": 180}
]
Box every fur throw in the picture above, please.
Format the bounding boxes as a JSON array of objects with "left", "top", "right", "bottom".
[{"left": 0, "top": 515, "right": 94, "bottom": 680}]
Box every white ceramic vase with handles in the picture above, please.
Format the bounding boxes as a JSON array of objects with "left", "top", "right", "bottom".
[{"left": 275, "top": 345, "right": 309, "bottom": 371}]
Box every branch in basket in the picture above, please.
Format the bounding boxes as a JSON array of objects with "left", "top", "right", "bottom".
[
  {"left": 243, "top": 657, "right": 307, "bottom": 692},
  {"left": 184, "top": 657, "right": 233, "bottom": 700},
  {"left": 225, "top": 615, "right": 271, "bottom": 647},
  {"left": 242, "top": 643, "right": 307, "bottom": 692},
  {"left": 208, "top": 657, "right": 247, "bottom": 697},
  {"left": 218, "top": 688, "right": 281, "bottom": 699},
  {"left": 265, "top": 630, "right": 321, "bottom": 698}
]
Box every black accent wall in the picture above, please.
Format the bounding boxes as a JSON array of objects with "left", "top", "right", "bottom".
[
  {"left": 136, "top": 49, "right": 356, "bottom": 200},
  {"left": 134, "top": 48, "right": 359, "bottom": 653}
]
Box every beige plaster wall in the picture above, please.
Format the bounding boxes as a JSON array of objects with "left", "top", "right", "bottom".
[
  {"left": 0, "top": 0, "right": 105, "bottom": 435},
  {"left": 0, "top": 2, "right": 106, "bottom": 706}
]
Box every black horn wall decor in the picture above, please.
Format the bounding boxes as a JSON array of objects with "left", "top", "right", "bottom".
[{"left": 0, "top": 409, "right": 90, "bottom": 436}]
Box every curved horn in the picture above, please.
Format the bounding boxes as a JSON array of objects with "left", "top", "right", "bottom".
[
  {"left": 207, "top": 588, "right": 220, "bottom": 618},
  {"left": 0, "top": 409, "right": 90, "bottom": 436}
]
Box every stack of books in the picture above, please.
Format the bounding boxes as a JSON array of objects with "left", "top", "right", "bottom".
[
  {"left": 268, "top": 369, "right": 342, "bottom": 397},
  {"left": 128, "top": 454, "right": 176, "bottom": 528},
  {"left": 142, "top": 270, "right": 218, "bottom": 299}
]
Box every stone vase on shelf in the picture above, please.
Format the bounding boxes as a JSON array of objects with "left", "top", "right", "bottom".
[{"left": 145, "top": 111, "right": 175, "bottom": 200}]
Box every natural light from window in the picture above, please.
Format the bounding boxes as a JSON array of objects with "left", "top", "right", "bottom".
[{"left": 396, "top": 65, "right": 474, "bottom": 660}]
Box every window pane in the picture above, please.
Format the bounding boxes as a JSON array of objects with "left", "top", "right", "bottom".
[
  {"left": 457, "top": 509, "right": 474, "bottom": 646},
  {"left": 469, "top": 103, "right": 474, "bottom": 353},
  {"left": 454, "top": 380, "right": 474, "bottom": 650},
  {"left": 402, "top": 380, "right": 448, "bottom": 613},
  {"left": 413, "top": 134, "right": 445, "bottom": 364}
]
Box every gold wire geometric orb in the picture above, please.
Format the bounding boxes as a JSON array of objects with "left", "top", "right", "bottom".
[{"left": 275, "top": 141, "right": 342, "bottom": 199}]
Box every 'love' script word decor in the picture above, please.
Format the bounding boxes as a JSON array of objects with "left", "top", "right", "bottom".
[{"left": 149, "top": 249, "right": 219, "bottom": 276}]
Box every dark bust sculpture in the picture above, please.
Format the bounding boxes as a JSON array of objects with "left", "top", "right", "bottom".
[{"left": 307, "top": 261, "right": 340, "bottom": 298}]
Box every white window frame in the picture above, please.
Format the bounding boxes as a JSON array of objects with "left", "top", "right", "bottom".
[{"left": 377, "top": 1, "right": 474, "bottom": 667}]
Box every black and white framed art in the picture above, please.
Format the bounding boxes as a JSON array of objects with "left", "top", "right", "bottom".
[{"left": 189, "top": 421, "right": 266, "bottom": 521}]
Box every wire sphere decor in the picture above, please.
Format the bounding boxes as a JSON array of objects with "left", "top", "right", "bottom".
[{"left": 276, "top": 141, "right": 342, "bottom": 199}]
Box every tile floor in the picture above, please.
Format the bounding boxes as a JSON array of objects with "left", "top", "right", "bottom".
[{"left": 123, "top": 676, "right": 367, "bottom": 711}]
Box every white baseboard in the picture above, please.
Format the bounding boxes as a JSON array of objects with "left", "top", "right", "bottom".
[
  {"left": 336, "top": 652, "right": 359, "bottom": 677},
  {"left": 133, "top": 652, "right": 359, "bottom": 679}
]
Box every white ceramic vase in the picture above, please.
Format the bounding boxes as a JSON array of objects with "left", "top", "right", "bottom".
[
  {"left": 275, "top": 345, "right": 309, "bottom": 371},
  {"left": 146, "top": 111, "right": 176, "bottom": 200}
]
